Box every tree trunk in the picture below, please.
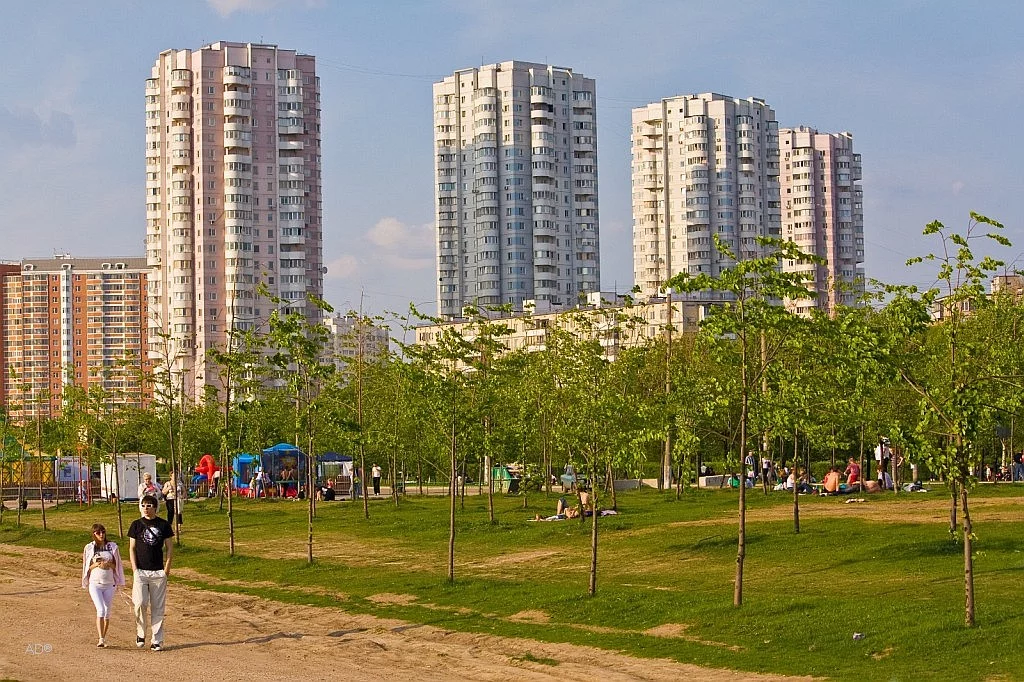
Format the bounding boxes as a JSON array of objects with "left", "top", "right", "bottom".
[
  {"left": 308, "top": 434, "right": 316, "bottom": 564},
  {"left": 735, "top": 388, "right": 748, "bottom": 606},
  {"left": 792, "top": 427, "right": 800, "bottom": 534},
  {"left": 486, "top": 450, "right": 494, "bottom": 524},
  {"left": 859, "top": 423, "right": 866, "bottom": 494},
  {"left": 589, "top": 482, "right": 599, "bottom": 596},
  {"left": 360, "top": 449, "right": 369, "bottom": 520},
  {"left": 36, "top": 417, "right": 47, "bottom": 531},
  {"left": 391, "top": 453, "right": 400, "bottom": 508},
  {"left": 446, "top": 383, "right": 457, "bottom": 583},
  {"left": 607, "top": 462, "right": 617, "bottom": 511},
  {"left": 949, "top": 478, "right": 958, "bottom": 538},
  {"left": 961, "top": 481, "right": 975, "bottom": 626}
]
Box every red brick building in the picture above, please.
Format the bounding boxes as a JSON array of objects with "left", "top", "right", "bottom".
[{"left": 0, "top": 257, "right": 152, "bottom": 420}]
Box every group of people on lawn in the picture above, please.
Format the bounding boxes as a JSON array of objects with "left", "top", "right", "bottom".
[{"left": 725, "top": 437, "right": 907, "bottom": 495}]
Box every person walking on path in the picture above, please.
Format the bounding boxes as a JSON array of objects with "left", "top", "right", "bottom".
[
  {"left": 372, "top": 463, "right": 382, "bottom": 496},
  {"left": 81, "top": 523, "right": 125, "bottom": 648},
  {"left": 137, "top": 472, "right": 161, "bottom": 515},
  {"left": 128, "top": 495, "right": 174, "bottom": 651},
  {"left": 161, "top": 475, "right": 180, "bottom": 525}
]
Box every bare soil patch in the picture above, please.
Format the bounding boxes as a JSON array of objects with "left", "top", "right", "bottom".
[{"left": 0, "top": 543, "right": 815, "bottom": 681}]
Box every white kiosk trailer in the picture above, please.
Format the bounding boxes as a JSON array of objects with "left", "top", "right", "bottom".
[{"left": 100, "top": 453, "right": 157, "bottom": 501}]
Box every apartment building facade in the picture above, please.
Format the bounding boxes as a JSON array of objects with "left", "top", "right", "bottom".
[
  {"left": 778, "top": 127, "right": 864, "bottom": 314},
  {"left": 631, "top": 93, "right": 781, "bottom": 298},
  {"left": 0, "top": 257, "right": 151, "bottom": 420},
  {"left": 414, "top": 294, "right": 724, "bottom": 365},
  {"left": 323, "top": 314, "right": 391, "bottom": 366},
  {"left": 433, "top": 61, "right": 600, "bottom": 318},
  {"left": 145, "top": 41, "right": 322, "bottom": 399}
]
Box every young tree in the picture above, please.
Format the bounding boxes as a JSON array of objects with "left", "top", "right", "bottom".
[
  {"left": 895, "top": 212, "right": 1010, "bottom": 626},
  {"left": 666, "top": 235, "right": 818, "bottom": 607},
  {"left": 263, "top": 290, "right": 336, "bottom": 564},
  {"left": 545, "top": 308, "right": 658, "bottom": 596}
]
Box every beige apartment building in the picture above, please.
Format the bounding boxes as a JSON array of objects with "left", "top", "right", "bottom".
[
  {"left": 323, "top": 313, "right": 391, "bottom": 367},
  {"left": 145, "top": 41, "right": 322, "bottom": 399},
  {"left": 414, "top": 293, "right": 725, "bottom": 364},
  {"left": 631, "top": 93, "right": 781, "bottom": 298},
  {"left": 433, "top": 61, "right": 600, "bottom": 319},
  {"left": 778, "top": 127, "right": 864, "bottom": 314},
  {"left": 0, "top": 257, "right": 151, "bottom": 420}
]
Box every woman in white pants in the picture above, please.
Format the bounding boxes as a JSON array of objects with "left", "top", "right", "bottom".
[{"left": 81, "top": 523, "right": 125, "bottom": 647}]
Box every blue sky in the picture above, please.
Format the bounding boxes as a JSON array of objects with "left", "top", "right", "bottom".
[{"left": 1, "top": 0, "right": 1021, "bottom": 316}]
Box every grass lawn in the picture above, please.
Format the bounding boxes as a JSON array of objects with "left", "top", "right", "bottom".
[{"left": 2, "top": 484, "right": 1023, "bottom": 681}]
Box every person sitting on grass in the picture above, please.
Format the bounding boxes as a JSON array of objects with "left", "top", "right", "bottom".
[
  {"left": 822, "top": 467, "right": 841, "bottom": 495},
  {"left": 844, "top": 457, "right": 861, "bottom": 489},
  {"left": 862, "top": 479, "right": 882, "bottom": 494},
  {"left": 728, "top": 472, "right": 740, "bottom": 489},
  {"left": 533, "top": 497, "right": 570, "bottom": 522},
  {"left": 786, "top": 469, "right": 814, "bottom": 494}
]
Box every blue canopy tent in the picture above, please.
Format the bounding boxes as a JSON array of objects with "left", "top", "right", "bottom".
[{"left": 261, "top": 443, "right": 307, "bottom": 497}]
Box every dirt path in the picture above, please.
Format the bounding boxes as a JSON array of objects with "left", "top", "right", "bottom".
[{"left": 0, "top": 544, "right": 814, "bottom": 682}]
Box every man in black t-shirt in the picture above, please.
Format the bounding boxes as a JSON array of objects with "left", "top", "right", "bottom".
[{"left": 128, "top": 494, "right": 174, "bottom": 651}]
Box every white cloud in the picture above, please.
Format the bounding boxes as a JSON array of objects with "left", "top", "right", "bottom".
[
  {"left": 379, "top": 254, "right": 434, "bottom": 272},
  {"left": 951, "top": 181, "right": 965, "bottom": 196},
  {"left": 323, "top": 254, "right": 360, "bottom": 280},
  {"left": 365, "top": 216, "right": 433, "bottom": 256},
  {"left": 0, "top": 106, "right": 77, "bottom": 150},
  {"left": 206, "top": 0, "right": 324, "bottom": 17}
]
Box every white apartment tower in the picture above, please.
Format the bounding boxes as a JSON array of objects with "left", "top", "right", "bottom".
[
  {"left": 433, "top": 61, "right": 600, "bottom": 318},
  {"left": 631, "top": 93, "right": 781, "bottom": 297},
  {"left": 145, "top": 41, "right": 322, "bottom": 398},
  {"left": 778, "top": 127, "right": 864, "bottom": 314}
]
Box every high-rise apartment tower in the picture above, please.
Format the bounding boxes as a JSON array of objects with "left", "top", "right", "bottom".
[
  {"left": 631, "top": 93, "right": 781, "bottom": 297},
  {"left": 145, "top": 41, "right": 322, "bottom": 399},
  {"left": 778, "top": 127, "right": 864, "bottom": 314},
  {"left": 433, "top": 61, "right": 600, "bottom": 318}
]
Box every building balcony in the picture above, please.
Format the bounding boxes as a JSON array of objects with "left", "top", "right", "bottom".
[
  {"left": 170, "top": 70, "right": 192, "bottom": 88},
  {"left": 223, "top": 66, "right": 251, "bottom": 85},
  {"left": 170, "top": 186, "right": 191, "bottom": 201},
  {"left": 279, "top": 233, "right": 305, "bottom": 246},
  {"left": 279, "top": 216, "right": 305, "bottom": 230},
  {"left": 223, "top": 134, "right": 251, "bottom": 149},
  {"left": 641, "top": 123, "right": 661, "bottom": 137},
  {"left": 169, "top": 91, "right": 191, "bottom": 107},
  {"left": 223, "top": 120, "right": 250, "bottom": 134},
  {"left": 530, "top": 91, "right": 554, "bottom": 106},
  {"left": 169, "top": 107, "right": 190, "bottom": 121},
  {"left": 641, "top": 176, "right": 663, "bottom": 191},
  {"left": 641, "top": 137, "right": 661, "bottom": 151},
  {"left": 224, "top": 152, "right": 252, "bottom": 165},
  {"left": 278, "top": 139, "right": 304, "bottom": 151},
  {"left": 739, "top": 161, "right": 756, "bottom": 173}
]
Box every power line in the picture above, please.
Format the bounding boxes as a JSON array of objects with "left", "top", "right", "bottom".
[{"left": 316, "top": 57, "right": 443, "bottom": 81}]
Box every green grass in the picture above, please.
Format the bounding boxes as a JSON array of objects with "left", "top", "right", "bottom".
[{"left": 3, "top": 485, "right": 1023, "bottom": 681}]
